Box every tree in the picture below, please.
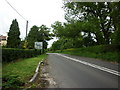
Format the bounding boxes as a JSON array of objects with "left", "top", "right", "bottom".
[
  {"left": 27, "top": 25, "right": 39, "bottom": 49},
  {"left": 51, "top": 38, "right": 67, "bottom": 51},
  {"left": 51, "top": 40, "right": 61, "bottom": 51},
  {"left": 110, "top": 2, "right": 120, "bottom": 45},
  {"left": 27, "top": 25, "right": 52, "bottom": 49},
  {"left": 39, "top": 25, "right": 53, "bottom": 50},
  {"left": 63, "top": 2, "right": 117, "bottom": 44},
  {"left": 51, "top": 21, "right": 65, "bottom": 38},
  {"left": 51, "top": 21, "right": 97, "bottom": 48},
  {"left": 51, "top": 2, "right": 120, "bottom": 50},
  {"left": 7, "top": 19, "right": 21, "bottom": 48}
]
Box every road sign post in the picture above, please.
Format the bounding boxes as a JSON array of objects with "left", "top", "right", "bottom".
[{"left": 34, "top": 42, "right": 43, "bottom": 54}]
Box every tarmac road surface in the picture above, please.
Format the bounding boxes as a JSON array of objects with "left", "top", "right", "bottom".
[{"left": 47, "top": 53, "right": 119, "bottom": 88}]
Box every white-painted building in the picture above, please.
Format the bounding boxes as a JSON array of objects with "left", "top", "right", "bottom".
[{"left": 0, "top": 35, "right": 7, "bottom": 46}]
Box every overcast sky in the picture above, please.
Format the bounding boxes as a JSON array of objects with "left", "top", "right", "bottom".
[{"left": 0, "top": 0, "right": 66, "bottom": 48}]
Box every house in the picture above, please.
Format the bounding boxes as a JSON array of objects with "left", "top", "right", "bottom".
[{"left": 0, "top": 35, "right": 7, "bottom": 46}]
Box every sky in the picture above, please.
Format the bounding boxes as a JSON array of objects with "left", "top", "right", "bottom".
[{"left": 0, "top": 0, "right": 66, "bottom": 48}]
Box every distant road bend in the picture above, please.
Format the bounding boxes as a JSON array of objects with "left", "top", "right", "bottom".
[{"left": 47, "top": 53, "right": 119, "bottom": 88}]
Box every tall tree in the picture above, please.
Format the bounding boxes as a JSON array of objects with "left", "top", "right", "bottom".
[
  {"left": 27, "top": 25, "right": 39, "bottom": 49},
  {"left": 110, "top": 2, "right": 120, "bottom": 44},
  {"left": 27, "top": 25, "right": 52, "bottom": 49},
  {"left": 39, "top": 25, "right": 52, "bottom": 49},
  {"left": 63, "top": 2, "right": 117, "bottom": 44},
  {"left": 51, "top": 21, "right": 96, "bottom": 48},
  {"left": 7, "top": 19, "right": 21, "bottom": 48},
  {"left": 51, "top": 21, "right": 64, "bottom": 38}
]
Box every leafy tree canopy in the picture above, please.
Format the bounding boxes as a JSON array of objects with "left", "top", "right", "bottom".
[
  {"left": 27, "top": 25, "right": 52, "bottom": 49},
  {"left": 7, "top": 19, "right": 21, "bottom": 48}
]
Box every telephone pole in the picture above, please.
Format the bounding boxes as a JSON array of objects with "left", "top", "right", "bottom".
[
  {"left": 26, "top": 20, "right": 28, "bottom": 40},
  {"left": 5, "top": 0, "right": 29, "bottom": 48},
  {"left": 25, "top": 20, "right": 28, "bottom": 48}
]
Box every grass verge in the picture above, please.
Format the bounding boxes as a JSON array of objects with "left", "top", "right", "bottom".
[
  {"left": 62, "top": 50, "right": 119, "bottom": 63},
  {"left": 49, "top": 45, "right": 119, "bottom": 63},
  {"left": 2, "top": 54, "right": 47, "bottom": 88}
]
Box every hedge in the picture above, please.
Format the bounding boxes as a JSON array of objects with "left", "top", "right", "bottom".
[
  {"left": 61, "top": 45, "right": 120, "bottom": 63},
  {"left": 77, "top": 44, "right": 120, "bottom": 53},
  {"left": 2, "top": 48, "right": 41, "bottom": 62}
]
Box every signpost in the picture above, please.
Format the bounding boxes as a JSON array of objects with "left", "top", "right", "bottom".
[
  {"left": 34, "top": 42, "right": 42, "bottom": 49},
  {"left": 34, "top": 42, "right": 43, "bottom": 54}
]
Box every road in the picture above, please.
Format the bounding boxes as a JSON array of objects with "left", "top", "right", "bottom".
[{"left": 47, "top": 53, "right": 119, "bottom": 88}]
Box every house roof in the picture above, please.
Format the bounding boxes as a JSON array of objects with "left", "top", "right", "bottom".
[{"left": 0, "top": 35, "right": 7, "bottom": 40}]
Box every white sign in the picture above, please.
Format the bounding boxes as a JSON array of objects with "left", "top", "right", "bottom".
[{"left": 34, "top": 42, "right": 42, "bottom": 49}]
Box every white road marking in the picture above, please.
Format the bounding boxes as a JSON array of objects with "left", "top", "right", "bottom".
[{"left": 48, "top": 53, "right": 120, "bottom": 76}]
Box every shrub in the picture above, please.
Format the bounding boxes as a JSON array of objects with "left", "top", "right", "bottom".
[
  {"left": 2, "top": 75, "right": 25, "bottom": 88},
  {"left": 2, "top": 48, "right": 41, "bottom": 62}
]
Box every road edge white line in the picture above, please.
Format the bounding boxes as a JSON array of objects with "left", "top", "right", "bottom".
[{"left": 51, "top": 53, "right": 120, "bottom": 76}]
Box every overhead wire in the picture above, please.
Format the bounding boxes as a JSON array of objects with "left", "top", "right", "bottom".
[
  {"left": 5, "top": 0, "right": 29, "bottom": 41},
  {"left": 5, "top": 0, "right": 27, "bottom": 21}
]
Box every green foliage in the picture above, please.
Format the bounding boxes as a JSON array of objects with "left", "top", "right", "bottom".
[
  {"left": 52, "top": 45, "right": 120, "bottom": 63},
  {"left": 51, "top": 2, "right": 120, "bottom": 51},
  {"left": 2, "top": 75, "right": 24, "bottom": 88},
  {"left": 50, "top": 2, "right": 120, "bottom": 63},
  {"left": 51, "top": 20, "right": 98, "bottom": 49},
  {"left": 39, "top": 25, "right": 52, "bottom": 41},
  {"left": 63, "top": 2, "right": 119, "bottom": 45},
  {"left": 51, "top": 21, "right": 64, "bottom": 37},
  {"left": 39, "top": 25, "right": 52, "bottom": 50},
  {"left": 51, "top": 40, "right": 62, "bottom": 51},
  {"left": 7, "top": 19, "right": 21, "bottom": 48},
  {"left": 110, "top": 2, "right": 120, "bottom": 45},
  {"left": 2, "top": 48, "right": 41, "bottom": 62},
  {"left": 27, "top": 25, "right": 39, "bottom": 49},
  {"left": 2, "top": 54, "right": 47, "bottom": 88},
  {"left": 27, "top": 25, "right": 52, "bottom": 49}
]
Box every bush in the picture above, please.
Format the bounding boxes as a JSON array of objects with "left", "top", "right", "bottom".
[
  {"left": 2, "top": 75, "right": 25, "bottom": 88},
  {"left": 2, "top": 48, "right": 41, "bottom": 62}
]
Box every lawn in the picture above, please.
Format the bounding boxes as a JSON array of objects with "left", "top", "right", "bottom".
[{"left": 2, "top": 54, "right": 47, "bottom": 88}]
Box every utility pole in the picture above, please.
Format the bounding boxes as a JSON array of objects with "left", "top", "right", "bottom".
[
  {"left": 24, "top": 20, "right": 28, "bottom": 48},
  {"left": 26, "top": 20, "right": 28, "bottom": 40},
  {"left": 5, "top": 0, "right": 29, "bottom": 48}
]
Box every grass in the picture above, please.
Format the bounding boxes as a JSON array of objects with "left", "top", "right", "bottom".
[
  {"left": 2, "top": 54, "right": 47, "bottom": 88},
  {"left": 62, "top": 50, "right": 119, "bottom": 63},
  {"left": 49, "top": 45, "right": 119, "bottom": 63}
]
